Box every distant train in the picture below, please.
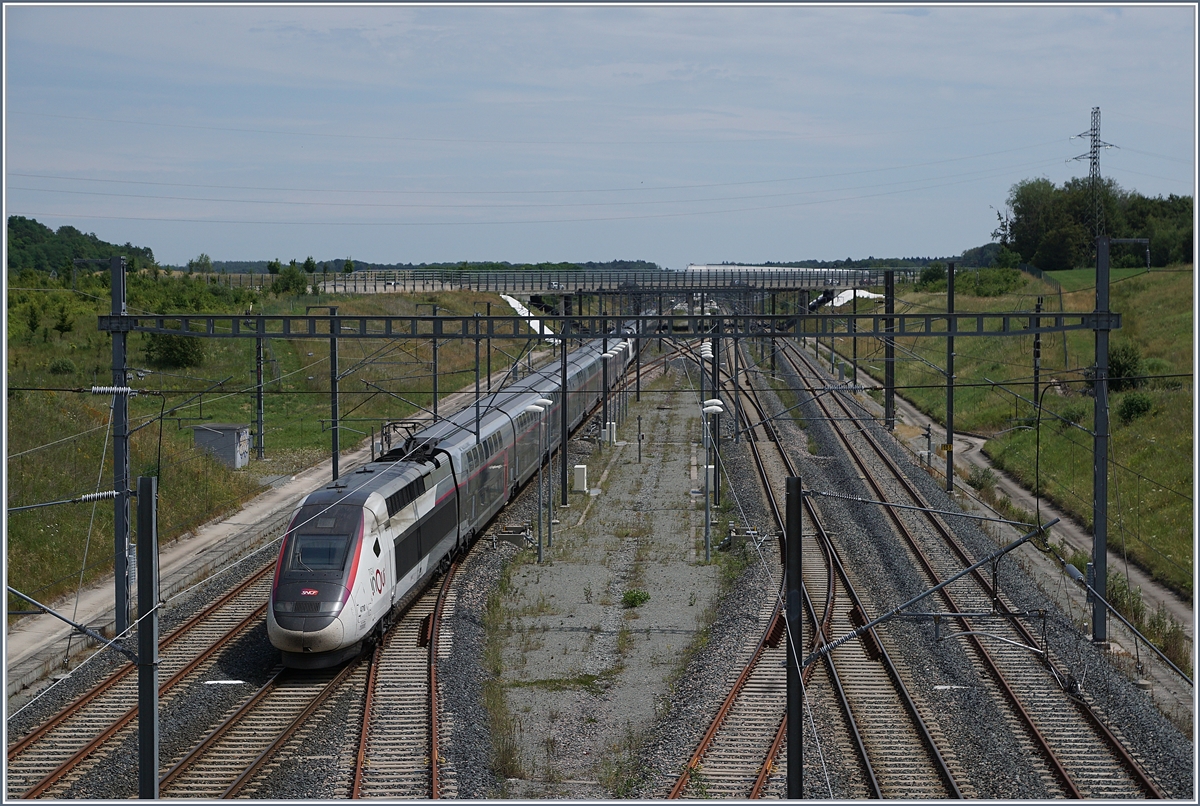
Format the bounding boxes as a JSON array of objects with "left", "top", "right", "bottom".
[{"left": 268, "top": 328, "right": 636, "bottom": 668}]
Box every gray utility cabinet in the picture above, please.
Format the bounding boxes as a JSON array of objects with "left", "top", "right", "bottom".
[{"left": 189, "top": 423, "right": 251, "bottom": 468}]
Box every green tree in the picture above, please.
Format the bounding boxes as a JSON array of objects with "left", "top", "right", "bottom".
[
  {"left": 994, "top": 245, "right": 1020, "bottom": 269},
  {"left": 266, "top": 258, "right": 283, "bottom": 275},
  {"left": 342, "top": 257, "right": 355, "bottom": 274},
  {"left": 998, "top": 177, "right": 1191, "bottom": 270},
  {"left": 1031, "top": 225, "right": 1083, "bottom": 271},
  {"left": 303, "top": 255, "right": 317, "bottom": 273},
  {"left": 25, "top": 304, "right": 40, "bottom": 339},
  {"left": 52, "top": 302, "right": 74, "bottom": 339},
  {"left": 1006, "top": 178, "right": 1063, "bottom": 264},
  {"left": 187, "top": 253, "right": 213, "bottom": 274},
  {"left": 6, "top": 215, "right": 154, "bottom": 272}
]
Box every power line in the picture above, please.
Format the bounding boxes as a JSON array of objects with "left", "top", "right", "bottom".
[
  {"left": 5, "top": 157, "right": 1070, "bottom": 228},
  {"left": 7, "top": 140, "right": 1068, "bottom": 196},
  {"left": 8, "top": 156, "right": 1067, "bottom": 214}
]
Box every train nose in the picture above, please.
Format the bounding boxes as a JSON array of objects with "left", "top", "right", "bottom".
[
  {"left": 271, "top": 580, "right": 348, "bottom": 632},
  {"left": 267, "top": 608, "right": 345, "bottom": 654}
]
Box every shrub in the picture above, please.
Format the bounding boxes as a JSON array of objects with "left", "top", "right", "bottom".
[
  {"left": 1117, "top": 391, "right": 1152, "bottom": 425},
  {"left": 1108, "top": 341, "right": 1143, "bottom": 392},
  {"left": 916, "top": 262, "right": 946, "bottom": 291},
  {"left": 1106, "top": 572, "right": 1146, "bottom": 628},
  {"left": 967, "top": 464, "right": 997, "bottom": 491},
  {"left": 964, "top": 267, "right": 1023, "bottom": 297},
  {"left": 622, "top": 589, "right": 650, "bottom": 608},
  {"left": 272, "top": 265, "right": 309, "bottom": 296},
  {"left": 1146, "top": 604, "right": 1192, "bottom": 676},
  {"left": 48, "top": 357, "right": 77, "bottom": 375},
  {"left": 1057, "top": 401, "right": 1089, "bottom": 430},
  {"left": 145, "top": 333, "right": 205, "bottom": 368}
]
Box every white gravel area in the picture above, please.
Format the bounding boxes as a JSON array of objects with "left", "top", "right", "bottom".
[{"left": 487, "top": 366, "right": 727, "bottom": 798}]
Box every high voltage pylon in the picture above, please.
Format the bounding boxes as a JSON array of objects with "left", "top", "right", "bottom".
[{"left": 1072, "top": 106, "right": 1117, "bottom": 239}]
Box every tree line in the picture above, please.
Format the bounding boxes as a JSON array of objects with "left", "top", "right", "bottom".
[
  {"left": 7, "top": 216, "right": 156, "bottom": 273},
  {"left": 993, "top": 178, "right": 1192, "bottom": 270}
]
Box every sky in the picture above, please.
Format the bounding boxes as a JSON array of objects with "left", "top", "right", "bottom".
[{"left": 3, "top": 3, "right": 1196, "bottom": 270}]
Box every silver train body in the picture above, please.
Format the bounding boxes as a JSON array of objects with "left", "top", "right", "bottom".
[{"left": 268, "top": 330, "right": 636, "bottom": 668}]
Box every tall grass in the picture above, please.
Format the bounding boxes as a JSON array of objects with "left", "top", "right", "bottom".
[{"left": 841, "top": 266, "right": 1193, "bottom": 597}]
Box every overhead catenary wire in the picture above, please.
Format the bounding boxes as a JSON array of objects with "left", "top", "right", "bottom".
[{"left": 65, "top": 398, "right": 118, "bottom": 663}]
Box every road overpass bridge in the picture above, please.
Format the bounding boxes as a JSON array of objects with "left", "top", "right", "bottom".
[{"left": 318, "top": 266, "right": 920, "bottom": 295}]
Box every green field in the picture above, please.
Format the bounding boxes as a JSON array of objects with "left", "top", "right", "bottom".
[
  {"left": 833, "top": 265, "right": 1194, "bottom": 597},
  {"left": 6, "top": 273, "right": 532, "bottom": 616}
]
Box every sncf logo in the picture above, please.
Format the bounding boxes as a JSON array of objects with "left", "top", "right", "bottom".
[{"left": 300, "top": 588, "right": 320, "bottom": 596}]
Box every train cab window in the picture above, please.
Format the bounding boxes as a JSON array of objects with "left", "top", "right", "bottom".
[{"left": 287, "top": 534, "right": 351, "bottom": 572}]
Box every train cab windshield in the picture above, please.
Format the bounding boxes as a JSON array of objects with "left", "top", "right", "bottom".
[
  {"left": 280, "top": 505, "right": 364, "bottom": 582},
  {"left": 286, "top": 534, "right": 352, "bottom": 572}
]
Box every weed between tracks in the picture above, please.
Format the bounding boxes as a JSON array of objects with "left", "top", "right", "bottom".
[
  {"left": 595, "top": 723, "right": 649, "bottom": 797},
  {"left": 482, "top": 563, "right": 525, "bottom": 781}
]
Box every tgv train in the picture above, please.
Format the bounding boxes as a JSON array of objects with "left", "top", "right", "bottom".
[{"left": 268, "top": 329, "right": 636, "bottom": 668}]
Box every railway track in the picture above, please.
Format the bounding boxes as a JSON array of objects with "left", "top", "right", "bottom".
[
  {"left": 352, "top": 561, "right": 458, "bottom": 799},
  {"left": 9, "top": 332, "right": 640, "bottom": 800},
  {"left": 732, "top": 339, "right": 960, "bottom": 798},
  {"left": 664, "top": 337, "right": 953, "bottom": 799},
  {"left": 781, "top": 338, "right": 1167, "bottom": 799},
  {"left": 7, "top": 563, "right": 274, "bottom": 799},
  {"left": 663, "top": 338, "right": 783, "bottom": 799}
]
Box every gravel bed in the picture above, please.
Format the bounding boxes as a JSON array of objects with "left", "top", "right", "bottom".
[{"left": 440, "top": 539, "right": 518, "bottom": 798}]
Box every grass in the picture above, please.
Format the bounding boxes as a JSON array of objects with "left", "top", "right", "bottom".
[
  {"left": 505, "top": 670, "right": 619, "bottom": 696},
  {"left": 6, "top": 278, "right": 521, "bottom": 617},
  {"left": 595, "top": 723, "right": 648, "bottom": 797},
  {"left": 840, "top": 265, "right": 1193, "bottom": 597}
]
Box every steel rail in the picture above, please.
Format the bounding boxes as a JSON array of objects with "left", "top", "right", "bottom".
[
  {"left": 784, "top": 340, "right": 1164, "bottom": 799},
  {"left": 827, "top": 379, "right": 1166, "bottom": 798},
  {"left": 158, "top": 667, "right": 289, "bottom": 790},
  {"left": 222, "top": 660, "right": 363, "bottom": 797},
  {"left": 731, "top": 341, "right": 960, "bottom": 798},
  {"left": 664, "top": 341, "right": 783, "bottom": 799},
  {"left": 350, "top": 644, "right": 383, "bottom": 798},
  {"left": 20, "top": 604, "right": 268, "bottom": 799},
  {"left": 784, "top": 340, "right": 1083, "bottom": 796},
  {"left": 7, "top": 562, "right": 272, "bottom": 761},
  {"left": 666, "top": 611, "right": 781, "bottom": 799},
  {"left": 789, "top": 398, "right": 959, "bottom": 796}
]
